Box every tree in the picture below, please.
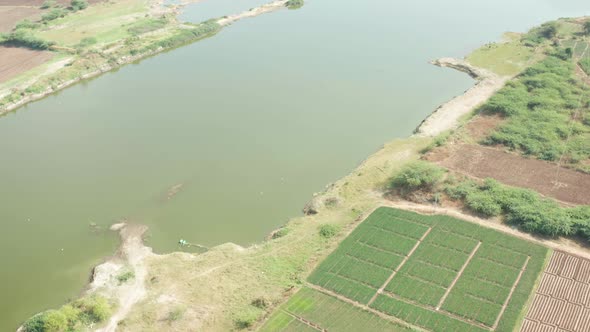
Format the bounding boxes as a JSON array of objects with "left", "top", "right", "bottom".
[
  {"left": 71, "top": 0, "right": 88, "bottom": 11},
  {"left": 540, "top": 23, "right": 558, "bottom": 39}
]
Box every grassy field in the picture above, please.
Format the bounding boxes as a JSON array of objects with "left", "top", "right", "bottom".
[
  {"left": 298, "top": 207, "right": 550, "bottom": 332},
  {"left": 259, "top": 287, "right": 411, "bottom": 332},
  {"left": 466, "top": 32, "right": 541, "bottom": 77}
]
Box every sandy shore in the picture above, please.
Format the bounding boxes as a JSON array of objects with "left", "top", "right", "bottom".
[{"left": 414, "top": 57, "right": 508, "bottom": 137}]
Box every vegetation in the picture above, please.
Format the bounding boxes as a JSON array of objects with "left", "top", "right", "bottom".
[
  {"left": 522, "top": 21, "right": 560, "bottom": 46},
  {"left": 443, "top": 175, "right": 590, "bottom": 238},
  {"left": 70, "top": 0, "right": 89, "bottom": 11},
  {"left": 116, "top": 271, "right": 135, "bottom": 284},
  {"left": 41, "top": 0, "right": 57, "bottom": 9},
  {"left": 22, "top": 295, "right": 112, "bottom": 332},
  {"left": 42, "top": 8, "right": 69, "bottom": 22},
  {"left": 15, "top": 20, "right": 41, "bottom": 30},
  {"left": 318, "top": 224, "right": 340, "bottom": 238},
  {"left": 479, "top": 54, "right": 590, "bottom": 164},
  {"left": 0, "top": 29, "right": 54, "bottom": 50},
  {"left": 306, "top": 208, "right": 548, "bottom": 332},
  {"left": 390, "top": 161, "right": 446, "bottom": 193},
  {"left": 128, "top": 18, "right": 168, "bottom": 36},
  {"left": 261, "top": 287, "right": 411, "bottom": 331},
  {"left": 581, "top": 56, "right": 590, "bottom": 76},
  {"left": 584, "top": 20, "right": 590, "bottom": 35},
  {"left": 285, "top": 0, "right": 304, "bottom": 10}
]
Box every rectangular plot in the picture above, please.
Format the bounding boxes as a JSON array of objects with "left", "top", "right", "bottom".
[
  {"left": 399, "top": 260, "right": 457, "bottom": 287},
  {"left": 347, "top": 243, "right": 404, "bottom": 270},
  {"left": 442, "top": 291, "right": 502, "bottom": 327},
  {"left": 259, "top": 311, "right": 296, "bottom": 332},
  {"left": 462, "top": 257, "right": 520, "bottom": 288},
  {"left": 386, "top": 274, "right": 446, "bottom": 307},
  {"left": 315, "top": 273, "right": 376, "bottom": 304},
  {"left": 424, "top": 228, "right": 479, "bottom": 253},
  {"left": 477, "top": 244, "right": 528, "bottom": 268},
  {"left": 332, "top": 256, "right": 392, "bottom": 288},
  {"left": 367, "top": 216, "right": 430, "bottom": 239},
  {"left": 370, "top": 294, "right": 488, "bottom": 332},
  {"left": 412, "top": 243, "right": 470, "bottom": 271},
  {"left": 451, "top": 276, "right": 512, "bottom": 305},
  {"left": 575, "top": 259, "right": 590, "bottom": 283},
  {"left": 375, "top": 207, "right": 434, "bottom": 226},
  {"left": 357, "top": 229, "right": 418, "bottom": 256}
]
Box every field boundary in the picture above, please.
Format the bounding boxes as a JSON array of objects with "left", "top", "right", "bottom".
[
  {"left": 305, "top": 283, "right": 425, "bottom": 331},
  {"left": 492, "top": 256, "right": 530, "bottom": 329},
  {"left": 282, "top": 310, "right": 325, "bottom": 332},
  {"left": 368, "top": 227, "right": 433, "bottom": 305},
  {"left": 436, "top": 241, "right": 482, "bottom": 310}
]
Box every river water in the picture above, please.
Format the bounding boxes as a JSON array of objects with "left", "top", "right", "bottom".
[{"left": 1, "top": 0, "right": 588, "bottom": 330}]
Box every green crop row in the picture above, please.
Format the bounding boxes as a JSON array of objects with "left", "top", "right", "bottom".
[
  {"left": 423, "top": 228, "right": 479, "bottom": 254},
  {"left": 371, "top": 295, "right": 488, "bottom": 332},
  {"left": 385, "top": 274, "right": 446, "bottom": 307},
  {"left": 441, "top": 290, "right": 502, "bottom": 327},
  {"left": 260, "top": 288, "right": 410, "bottom": 332}
]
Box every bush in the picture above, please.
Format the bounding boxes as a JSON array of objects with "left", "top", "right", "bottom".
[
  {"left": 74, "top": 296, "right": 112, "bottom": 323},
  {"left": 42, "top": 310, "right": 67, "bottom": 332},
  {"left": 319, "top": 224, "right": 340, "bottom": 238},
  {"left": 285, "top": 0, "right": 304, "bottom": 9},
  {"left": 116, "top": 271, "right": 135, "bottom": 284},
  {"left": 1, "top": 29, "right": 54, "bottom": 50},
  {"left": 584, "top": 20, "right": 590, "bottom": 35},
  {"left": 70, "top": 0, "right": 88, "bottom": 11},
  {"left": 390, "top": 161, "right": 445, "bottom": 192},
  {"left": 42, "top": 8, "right": 68, "bottom": 22},
  {"left": 22, "top": 313, "right": 46, "bottom": 332},
  {"left": 15, "top": 19, "right": 41, "bottom": 30},
  {"left": 41, "top": 0, "right": 56, "bottom": 9}
]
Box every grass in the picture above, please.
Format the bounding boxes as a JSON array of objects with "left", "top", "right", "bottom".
[
  {"left": 259, "top": 287, "right": 411, "bottom": 331},
  {"left": 467, "top": 32, "right": 541, "bottom": 76},
  {"left": 306, "top": 207, "right": 549, "bottom": 332},
  {"left": 38, "top": 0, "right": 150, "bottom": 46}
]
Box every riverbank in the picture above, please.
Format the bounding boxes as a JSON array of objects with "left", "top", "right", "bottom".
[
  {"left": 23, "top": 55, "right": 506, "bottom": 331},
  {"left": 0, "top": 0, "right": 290, "bottom": 116}
]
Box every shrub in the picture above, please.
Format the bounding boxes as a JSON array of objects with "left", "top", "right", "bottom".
[
  {"left": 116, "top": 271, "right": 135, "bottom": 284},
  {"left": 70, "top": 0, "right": 88, "bottom": 11},
  {"left": 584, "top": 20, "right": 590, "bottom": 35},
  {"left": 165, "top": 307, "right": 185, "bottom": 322},
  {"left": 74, "top": 296, "right": 112, "bottom": 322},
  {"left": 41, "top": 0, "right": 56, "bottom": 9},
  {"left": 60, "top": 304, "right": 81, "bottom": 326},
  {"left": 1, "top": 29, "right": 54, "bottom": 49},
  {"left": 319, "top": 224, "right": 340, "bottom": 238},
  {"left": 22, "top": 313, "right": 46, "bottom": 332},
  {"left": 43, "top": 310, "right": 67, "bottom": 332},
  {"left": 465, "top": 191, "right": 502, "bottom": 217},
  {"left": 285, "top": 0, "right": 304, "bottom": 9},
  {"left": 15, "top": 19, "right": 41, "bottom": 30},
  {"left": 390, "top": 161, "right": 445, "bottom": 192},
  {"left": 42, "top": 8, "right": 68, "bottom": 22}
]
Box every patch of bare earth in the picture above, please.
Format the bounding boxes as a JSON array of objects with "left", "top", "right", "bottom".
[
  {"left": 521, "top": 251, "right": 590, "bottom": 332},
  {"left": 464, "top": 114, "right": 505, "bottom": 142},
  {"left": 427, "top": 143, "right": 590, "bottom": 205},
  {"left": 0, "top": 6, "right": 41, "bottom": 32},
  {"left": 0, "top": 46, "right": 53, "bottom": 83}
]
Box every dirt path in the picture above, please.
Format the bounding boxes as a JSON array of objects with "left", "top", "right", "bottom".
[
  {"left": 381, "top": 199, "right": 590, "bottom": 261},
  {"left": 92, "top": 223, "right": 153, "bottom": 332},
  {"left": 414, "top": 58, "right": 509, "bottom": 137}
]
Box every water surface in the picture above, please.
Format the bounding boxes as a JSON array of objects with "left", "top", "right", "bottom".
[{"left": 1, "top": 0, "right": 589, "bottom": 329}]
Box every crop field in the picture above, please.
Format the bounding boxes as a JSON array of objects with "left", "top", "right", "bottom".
[
  {"left": 522, "top": 251, "right": 590, "bottom": 332},
  {"left": 259, "top": 287, "right": 409, "bottom": 332},
  {"left": 300, "top": 207, "right": 550, "bottom": 332}
]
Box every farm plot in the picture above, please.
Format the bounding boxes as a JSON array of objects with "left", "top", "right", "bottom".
[
  {"left": 259, "top": 287, "right": 410, "bottom": 332},
  {"left": 307, "top": 207, "right": 549, "bottom": 332},
  {"left": 522, "top": 251, "right": 590, "bottom": 332}
]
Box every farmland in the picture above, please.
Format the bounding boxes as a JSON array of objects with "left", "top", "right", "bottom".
[{"left": 261, "top": 207, "right": 550, "bottom": 332}]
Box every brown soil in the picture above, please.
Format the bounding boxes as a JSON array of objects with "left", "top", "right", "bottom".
[
  {"left": 464, "top": 114, "right": 505, "bottom": 142},
  {"left": 0, "top": 6, "right": 41, "bottom": 32},
  {"left": 427, "top": 143, "right": 590, "bottom": 206},
  {"left": 522, "top": 251, "right": 590, "bottom": 332},
  {"left": 0, "top": 46, "right": 53, "bottom": 83}
]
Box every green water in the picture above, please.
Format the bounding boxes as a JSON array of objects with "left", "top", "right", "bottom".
[{"left": 1, "top": 0, "right": 588, "bottom": 330}]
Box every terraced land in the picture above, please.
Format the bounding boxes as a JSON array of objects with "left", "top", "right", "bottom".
[{"left": 261, "top": 208, "right": 550, "bottom": 332}]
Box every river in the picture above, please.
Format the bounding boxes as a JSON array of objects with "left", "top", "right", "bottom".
[{"left": 0, "top": 0, "right": 588, "bottom": 330}]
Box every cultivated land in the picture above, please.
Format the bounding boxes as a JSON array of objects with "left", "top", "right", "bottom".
[
  {"left": 523, "top": 251, "right": 590, "bottom": 332},
  {"left": 261, "top": 208, "right": 549, "bottom": 332}
]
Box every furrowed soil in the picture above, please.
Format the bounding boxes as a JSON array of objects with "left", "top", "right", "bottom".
[
  {"left": 0, "top": 46, "right": 53, "bottom": 83},
  {"left": 427, "top": 143, "right": 590, "bottom": 206}
]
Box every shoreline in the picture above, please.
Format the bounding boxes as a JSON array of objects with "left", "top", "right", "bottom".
[
  {"left": 0, "top": 0, "right": 289, "bottom": 117},
  {"left": 414, "top": 57, "right": 509, "bottom": 137}
]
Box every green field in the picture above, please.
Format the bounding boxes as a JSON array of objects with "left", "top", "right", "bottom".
[
  {"left": 259, "top": 287, "right": 410, "bottom": 332},
  {"left": 262, "top": 208, "right": 550, "bottom": 332}
]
